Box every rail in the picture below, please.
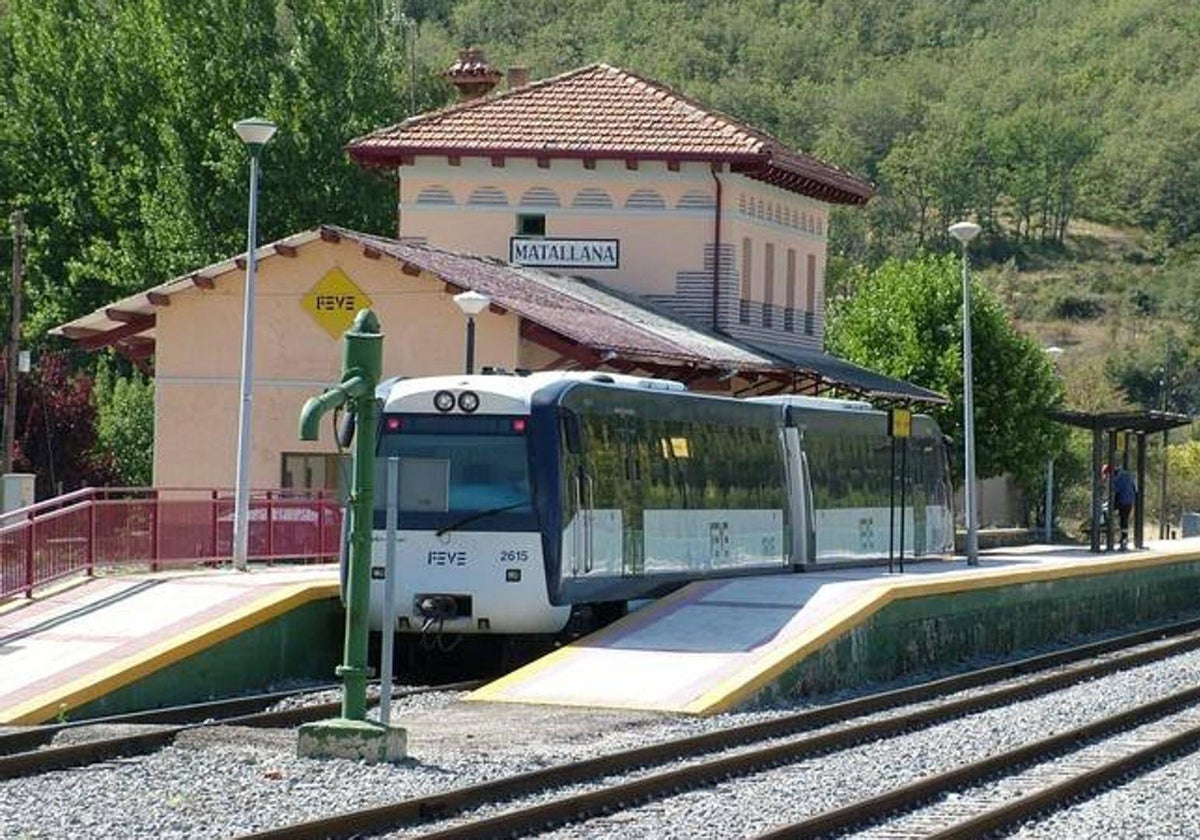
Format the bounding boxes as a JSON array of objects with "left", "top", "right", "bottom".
[{"left": 0, "top": 487, "right": 342, "bottom": 600}]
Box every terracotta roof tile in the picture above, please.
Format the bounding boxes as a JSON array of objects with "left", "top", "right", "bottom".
[{"left": 346, "top": 64, "right": 873, "bottom": 205}]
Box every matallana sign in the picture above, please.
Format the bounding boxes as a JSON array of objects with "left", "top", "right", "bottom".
[{"left": 509, "top": 237, "right": 620, "bottom": 269}]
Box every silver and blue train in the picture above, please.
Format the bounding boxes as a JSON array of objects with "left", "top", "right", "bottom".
[{"left": 366, "top": 370, "right": 954, "bottom": 639}]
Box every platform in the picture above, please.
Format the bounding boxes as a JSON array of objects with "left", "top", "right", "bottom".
[
  {"left": 470, "top": 540, "right": 1200, "bottom": 715},
  {"left": 0, "top": 565, "right": 339, "bottom": 725}
]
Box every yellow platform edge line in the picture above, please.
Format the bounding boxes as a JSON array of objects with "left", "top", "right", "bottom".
[
  {"left": 466, "top": 579, "right": 728, "bottom": 704},
  {"left": 687, "top": 548, "right": 1200, "bottom": 715},
  {"left": 1, "top": 580, "right": 339, "bottom": 725},
  {"left": 472, "top": 547, "right": 1200, "bottom": 715}
]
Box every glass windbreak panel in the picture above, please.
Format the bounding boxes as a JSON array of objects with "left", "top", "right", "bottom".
[{"left": 375, "top": 414, "right": 532, "bottom": 523}]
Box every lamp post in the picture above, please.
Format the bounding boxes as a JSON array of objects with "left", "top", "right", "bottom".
[
  {"left": 453, "top": 290, "right": 490, "bottom": 374},
  {"left": 231, "top": 117, "right": 277, "bottom": 572},
  {"left": 949, "top": 220, "right": 982, "bottom": 566},
  {"left": 1044, "top": 345, "right": 1065, "bottom": 543}
]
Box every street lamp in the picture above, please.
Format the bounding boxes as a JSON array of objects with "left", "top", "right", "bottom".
[
  {"left": 231, "top": 117, "right": 277, "bottom": 572},
  {"left": 949, "top": 220, "right": 982, "bottom": 566},
  {"left": 1044, "top": 345, "right": 1065, "bottom": 543},
  {"left": 453, "top": 290, "right": 490, "bottom": 374}
]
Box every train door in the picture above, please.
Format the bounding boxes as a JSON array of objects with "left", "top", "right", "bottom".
[
  {"left": 562, "top": 411, "right": 594, "bottom": 576},
  {"left": 784, "top": 412, "right": 816, "bottom": 567},
  {"left": 561, "top": 407, "right": 623, "bottom": 579}
]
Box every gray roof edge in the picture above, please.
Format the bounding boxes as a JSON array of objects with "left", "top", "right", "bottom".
[{"left": 742, "top": 338, "right": 949, "bottom": 405}]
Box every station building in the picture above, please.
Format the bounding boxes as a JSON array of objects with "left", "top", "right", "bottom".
[{"left": 50, "top": 51, "right": 941, "bottom": 496}]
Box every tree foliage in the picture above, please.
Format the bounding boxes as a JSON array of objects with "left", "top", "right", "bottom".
[
  {"left": 7, "top": 351, "right": 118, "bottom": 496},
  {"left": 0, "top": 0, "right": 415, "bottom": 341},
  {"left": 826, "top": 254, "right": 1067, "bottom": 491},
  {"left": 93, "top": 356, "right": 154, "bottom": 486}
]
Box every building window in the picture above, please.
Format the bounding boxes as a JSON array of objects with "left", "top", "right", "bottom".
[
  {"left": 282, "top": 452, "right": 350, "bottom": 500},
  {"left": 763, "top": 243, "right": 775, "bottom": 328},
  {"left": 786, "top": 248, "right": 797, "bottom": 332},
  {"left": 517, "top": 214, "right": 546, "bottom": 236},
  {"left": 806, "top": 253, "right": 817, "bottom": 336},
  {"left": 467, "top": 186, "right": 508, "bottom": 206},
  {"left": 625, "top": 188, "right": 666, "bottom": 209},
  {"left": 740, "top": 237, "right": 752, "bottom": 325},
  {"left": 572, "top": 188, "right": 613, "bottom": 209},
  {"left": 676, "top": 190, "right": 715, "bottom": 210},
  {"left": 416, "top": 185, "right": 455, "bottom": 205},
  {"left": 519, "top": 186, "right": 561, "bottom": 207}
]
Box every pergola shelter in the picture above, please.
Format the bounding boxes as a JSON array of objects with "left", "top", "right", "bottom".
[{"left": 1050, "top": 410, "right": 1192, "bottom": 552}]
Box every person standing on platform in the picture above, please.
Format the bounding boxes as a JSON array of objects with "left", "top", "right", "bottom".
[{"left": 1113, "top": 465, "right": 1137, "bottom": 550}]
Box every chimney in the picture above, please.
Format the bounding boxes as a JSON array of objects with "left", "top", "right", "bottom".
[
  {"left": 445, "top": 47, "right": 502, "bottom": 102},
  {"left": 507, "top": 66, "right": 530, "bottom": 90}
]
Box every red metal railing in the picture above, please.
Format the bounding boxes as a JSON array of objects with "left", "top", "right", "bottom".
[{"left": 0, "top": 487, "right": 342, "bottom": 600}]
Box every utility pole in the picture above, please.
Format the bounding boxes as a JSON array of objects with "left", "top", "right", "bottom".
[{"left": 4, "top": 210, "right": 23, "bottom": 476}]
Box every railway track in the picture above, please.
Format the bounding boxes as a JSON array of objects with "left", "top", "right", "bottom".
[
  {"left": 235, "top": 618, "right": 1200, "bottom": 840},
  {"left": 758, "top": 687, "right": 1200, "bottom": 838},
  {"left": 0, "top": 680, "right": 482, "bottom": 779}
]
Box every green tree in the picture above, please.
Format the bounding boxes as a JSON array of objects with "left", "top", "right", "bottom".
[
  {"left": 826, "top": 253, "right": 1067, "bottom": 492},
  {"left": 93, "top": 356, "right": 154, "bottom": 486}
]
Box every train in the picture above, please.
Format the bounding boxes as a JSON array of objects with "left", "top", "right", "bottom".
[{"left": 363, "top": 370, "right": 954, "bottom": 643}]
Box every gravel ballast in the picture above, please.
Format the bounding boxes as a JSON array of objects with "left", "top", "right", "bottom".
[{"left": 4, "top": 646, "right": 1200, "bottom": 839}]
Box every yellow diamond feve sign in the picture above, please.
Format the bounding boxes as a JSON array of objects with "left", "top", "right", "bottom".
[{"left": 302, "top": 267, "right": 373, "bottom": 339}]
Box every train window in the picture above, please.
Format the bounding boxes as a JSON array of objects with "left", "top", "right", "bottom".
[
  {"left": 375, "top": 423, "right": 532, "bottom": 518},
  {"left": 660, "top": 437, "right": 690, "bottom": 459}
]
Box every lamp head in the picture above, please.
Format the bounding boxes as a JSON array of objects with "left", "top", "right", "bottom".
[
  {"left": 948, "top": 221, "right": 981, "bottom": 244},
  {"left": 233, "top": 117, "right": 278, "bottom": 150},
  {"left": 453, "top": 289, "right": 491, "bottom": 316}
]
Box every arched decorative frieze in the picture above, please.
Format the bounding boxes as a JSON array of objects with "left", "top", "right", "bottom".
[
  {"left": 519, "top": 186, "right": 562, "bottom": 207},
  {"left": 677, "top": 190, "right": 716, "bottom": 210},
  {"left": 415, "top": 185, "right": 455, "bottom": 205},
  {"left": 571, "top": 188, "right": 614, "bottom": 209},
  {"left": 467, "top": 186, "right": 508, "bottom": 206},
  {"left": 625, "top": 188, "right": 667, "bottom": 209}
]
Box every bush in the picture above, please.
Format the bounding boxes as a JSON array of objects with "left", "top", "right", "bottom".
[{"left": 1050, "top": 294, "right": 1106, "bottom": 320}]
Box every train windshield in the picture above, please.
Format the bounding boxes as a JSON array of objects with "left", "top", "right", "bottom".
[{"left": 374, "top": 413, "right": 533, "bottom": 526}]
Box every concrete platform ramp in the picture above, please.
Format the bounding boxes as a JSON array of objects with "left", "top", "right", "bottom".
[
  {"left": 470, "top": 541, "right": 1200, "bottom": 715},
  {"left": 0, "top": 566, "right": 339, "bottom": 724}
]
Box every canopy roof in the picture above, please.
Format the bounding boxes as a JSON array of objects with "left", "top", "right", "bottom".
[{"left": 1049, "top": 409, "right": 1192, "bottom": 435}]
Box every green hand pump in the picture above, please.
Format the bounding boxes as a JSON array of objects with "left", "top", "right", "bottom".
[{"left": 298, "top": 308, "right": 382, "bottom": 721}]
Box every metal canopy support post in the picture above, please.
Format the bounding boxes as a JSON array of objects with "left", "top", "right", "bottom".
[
  {"left": 1090, "top": 429, "right": 1103, "bottom": 553},
  {"left": 1135, "top": 432, "right": 1147, "bottom": 549},
  {"left": 1106, "top": 430, "right": 1117, "bottom": 552}
]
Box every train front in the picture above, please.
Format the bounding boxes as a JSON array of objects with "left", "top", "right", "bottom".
[{"left": 367, "top": 376, "right": 571, "bottom": 640}]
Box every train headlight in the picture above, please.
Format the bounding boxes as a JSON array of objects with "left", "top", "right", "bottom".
[
  {"left": 458, "top": 391, "right": 480, "bottom": 413},
  {"left": 433, "top": 390, "right": 456, "bottom": 412}
]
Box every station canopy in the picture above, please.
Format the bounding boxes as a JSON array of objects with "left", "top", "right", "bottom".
[
  {"left": 1049, "top": 408, "right": 1193, "bottom": 552},
  {"left": 1049, "top": 409, "right": 1192, "bottom": 435}
]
